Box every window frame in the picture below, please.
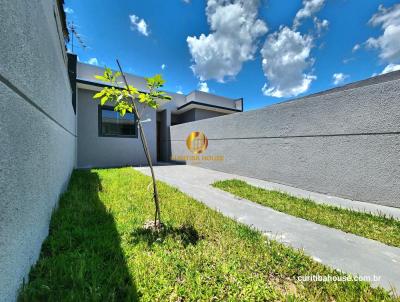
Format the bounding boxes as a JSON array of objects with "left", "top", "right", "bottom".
[{"left": 98, "top": 105, "right": 138, "bottom": 138}]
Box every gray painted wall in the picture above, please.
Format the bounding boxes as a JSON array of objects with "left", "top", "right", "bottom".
[
  {"left": 170, "top": 73, "right": 400, "bottom": 208},
  {"left": 172, "top": 109, "right": 227, "bottom": 125},
  {"left": 0, "top": 0, "right": 76, "bottom": 301},
  {"left": 77, "top": 88, "right": 156, "bottom": 168},
  {"left": 186, "top": 90, "right": 238, "bottom": 109},
  {"left": 172, "top": 109, "right": 196, "bottom": 125},
  {"left": 194, "top": 108, "right": 228, "bottom": 121}
]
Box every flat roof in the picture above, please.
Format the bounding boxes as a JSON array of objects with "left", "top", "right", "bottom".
[{"left": 176, "top": 101, "right": 242, "bottom": 114}]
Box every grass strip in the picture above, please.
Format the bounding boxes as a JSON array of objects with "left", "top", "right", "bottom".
[
  {"left": 213, "top": 179, "right": 400, "bottom": 248},
  {"left": 19, "top": 168, "right": 398, "bottom": 301}
]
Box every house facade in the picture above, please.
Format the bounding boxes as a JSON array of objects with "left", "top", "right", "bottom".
[
  {"left": 74, "top": 60, "right": 243, "bottom": 168},
  {"left": 2, "top": 0, "right": 400, "bottom": 300},
  {"left": 0, "top": 1, "right": 242, "bottom": 300}
]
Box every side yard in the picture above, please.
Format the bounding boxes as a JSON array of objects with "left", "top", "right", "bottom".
[
  {"left": 213, "top": 179, "right": 400, "bottom": 247},
  {"left": 19, "top": 168, "right": 397, "bottom": 301}
]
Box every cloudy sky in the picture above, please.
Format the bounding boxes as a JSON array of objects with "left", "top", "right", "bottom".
[{"left": 65, "top": 0, "right": 400, "bottom": 110}]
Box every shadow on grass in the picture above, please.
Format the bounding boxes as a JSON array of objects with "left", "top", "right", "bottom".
[
  {"left": 19, "top": 170, "right": 138, "bottom": 301},
  {"left": 130, "top": 224, "right": 202, "bottom": 248}
]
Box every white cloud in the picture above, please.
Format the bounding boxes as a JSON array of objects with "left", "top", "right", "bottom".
[
  {"left": 177, "top": 90, "right": 184, "bottom": 94},
  {"left": 332, "top": 73, "right": 349, "bottom": 85},
  {"left": 342, "top": 57, "right": 354, "bottom": 64},
  {"left": 129, "top": 14, "right": 149, "bottom": 36},
  {"left": 293, "top": 0, "right": 326, "bottom": 29},
  {"left": 87, "top": 58, "right": 99, "bottom": 66},
  {"left": 187, "top": 0, "right": 267, "bottom": 82},
  {"left": 260, "top": 0, "right": 327, "bottom": 98},
  {"left": 314, "top": 17, "right": 329, "bottom": 33},
  {"left": 366, "top": 4, "right": 400, "bottom": 63},
  {"left": 161, "top": 64, "right": 166, "bottom": 70},
  {"left": 182, "top": 0, "right": 191, "bottom": 3},
  {"left": 381, "top": 63, "right": 400, "bottom": 74},
  {"left": 352, "top": 44, "right": 360, "bottom": 52},
  {"left": 64, "top": 7, "right": 73, "bottom": 14},
  {"left": 261, "top": 26, "right": 316, "bottom": 98},
  {"left": 198, "top": 82, "right": 209, "bottom": 93}
]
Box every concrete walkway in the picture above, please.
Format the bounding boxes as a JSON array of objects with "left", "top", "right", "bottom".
[{"left": 134, "top": 164, "right": 400, "bottom": 292}]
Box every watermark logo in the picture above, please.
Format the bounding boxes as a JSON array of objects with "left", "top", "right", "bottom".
[
  {"left": 170, "top": 131, "right": 224, "bottom": 162},
  {"left": 296, "top": 274, "right": 381, "bottom": 283},
  {"left": 186, "top": 131, "right": 208, "bottom": 154}
]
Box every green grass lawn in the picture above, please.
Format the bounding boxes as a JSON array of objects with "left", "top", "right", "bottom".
[
  {"left": 19, "top": 168, "right": 398, "bottom": 301},
  {"left": 213, "top": 179, "right": 400, "bottom": 248}
]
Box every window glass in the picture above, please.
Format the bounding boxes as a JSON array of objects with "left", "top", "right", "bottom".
[{"left": 100, "top": 107, "right": 136, "bottom": 137}]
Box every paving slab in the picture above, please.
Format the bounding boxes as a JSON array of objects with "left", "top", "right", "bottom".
[{"left": 134, "top": 164, "right": 400, "bottom": 292}]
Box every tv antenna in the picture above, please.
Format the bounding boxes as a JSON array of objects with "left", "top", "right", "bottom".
[{"left": 68, "top": 21, "right": 87, "bottom": 52}]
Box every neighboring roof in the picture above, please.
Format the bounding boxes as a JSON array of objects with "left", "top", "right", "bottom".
[
  {"left": 75, "top": 62, "right": 243, "bottom": 112},
  {"left": 186, "top": 89, "right": 237, "bottom": 101},
  {"left": 76, "top": 78, "right": 149, "bottom": 95},
  {"left": 76, "top": 78, "right": 121, "bottom": 89},
  {"left": 176, "top": 101, "right": 242, "bottom": 114}
]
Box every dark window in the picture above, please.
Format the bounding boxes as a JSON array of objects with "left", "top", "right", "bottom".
[{"left": 99, "top": 106, "right": 137, "bottom": 137}]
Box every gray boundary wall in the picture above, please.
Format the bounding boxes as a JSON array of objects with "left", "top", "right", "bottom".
[
  {"left": 0, "top": 0, "right": 76, "bottom": 300},
  {"left": 170, "top": 73, "right": 400, "bottom": 208}
]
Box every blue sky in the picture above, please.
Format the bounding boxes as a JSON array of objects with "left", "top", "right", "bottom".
[{"left": 64, "top": 0, "right": 400, "bottom": 110}]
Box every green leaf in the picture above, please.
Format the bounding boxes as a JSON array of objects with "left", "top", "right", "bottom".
[
  {"left": 93, "top": 90, "right": 106, "bottom": 99},
  {"left": 100, "top": 96, "right": 108, "bottom": 105},
  {"left": 113, "top": 71, "right": 122, "bottom": 81},
  {"left": 105, "top": 67, "right": 112, "bottom": 79},
  {"left": 125, "top": 85, "right": 139, "bottom": 95},
  {"left": 147, "top": 74, "right": 165, "bottom": 89},
  {"left": 138, "top": 93, "right": 150, "bottom": 103},
  {"left": 149, "top": 100, "right": 158, "bottom": 109},
  {"left": 93, "top": 68, "right": 170, "bottom": 111},
  {"left": 94, "top": 75, "right": 108, "bottom": 82}
]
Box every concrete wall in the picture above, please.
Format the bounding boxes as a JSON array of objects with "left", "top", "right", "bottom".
[
  {"left": 172, "top": 110, "right": 196, "bottom": 125},
  {"left": 194, "top": 108, "right": 228, "bottom": 120},
  {"left": 77, "top": 88, "right": 156, "bottom": 168},
  {"left": 0, "top": 0, "right": 76, "bottom": 301},
  {"left": 172, "top": 109, "right": 227, "bottom": 125},
  {"left": 170, "top": 73, "right": 400, "bottom": 208}
]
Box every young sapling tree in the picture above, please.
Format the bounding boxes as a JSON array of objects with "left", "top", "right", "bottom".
[{"left": 93, "top": 60, "right": 171, "bottom": 229}]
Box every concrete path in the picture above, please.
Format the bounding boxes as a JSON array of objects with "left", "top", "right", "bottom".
[{"left": 134, "top": 164, "right": 400, "bottom": 292}]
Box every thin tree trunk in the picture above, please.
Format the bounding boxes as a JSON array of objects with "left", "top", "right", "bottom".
[
  {"left": 137, "top": 121, "right": 161, "bottom": 225},
  {"left": 116, "top": 60, "right": 161, "bottom": 227}
]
